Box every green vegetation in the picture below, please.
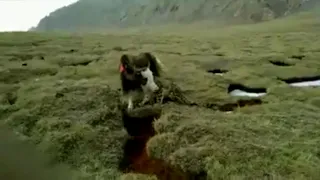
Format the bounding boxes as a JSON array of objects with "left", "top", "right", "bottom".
[
  {"left": 0, "top": 126, "right": 74, "bottom": 180},
  {"left": 2, "top": 11, "right": 320, "bottom": 179},
  {"left": 33, "top": 0, "right": 319, "bottom": 32}
]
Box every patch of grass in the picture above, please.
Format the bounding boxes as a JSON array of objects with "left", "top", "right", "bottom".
[
  {"left": 0, "top": 125, "right": 75, "bottom": 180},
  {"left": 49, "top": 54, "right": 100, "bottom": 67},
  {"left": 1, "top": 12, "right": 320, "bottom": 179},
  {"left": 0, "top": 60, "right": 58, "bottom": 84}
]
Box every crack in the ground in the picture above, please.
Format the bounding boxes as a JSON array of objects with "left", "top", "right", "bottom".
[{"left": 118, "top": 105, "right": 207, "bottom": 180}]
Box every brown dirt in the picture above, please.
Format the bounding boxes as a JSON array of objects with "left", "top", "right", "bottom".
[{"left": 119, "top": 104, "right": 205, "bottom": 179}]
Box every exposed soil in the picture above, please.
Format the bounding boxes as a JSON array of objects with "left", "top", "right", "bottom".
[{"left": 118, "top": 106, "right": 206, "bottom": 180}]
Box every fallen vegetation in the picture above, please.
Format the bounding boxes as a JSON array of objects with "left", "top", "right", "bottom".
[{"left": 1, "top": 12, "right": 320, "bottom": 179}]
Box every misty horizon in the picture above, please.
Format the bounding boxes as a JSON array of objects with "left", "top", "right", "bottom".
[{"left": 0, "top": 0, "right": 78, "bottom": 32}]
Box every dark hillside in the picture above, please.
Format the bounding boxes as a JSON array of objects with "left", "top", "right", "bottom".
[{"left": 34, "top": 0, "right": 319, "bottom": 32}]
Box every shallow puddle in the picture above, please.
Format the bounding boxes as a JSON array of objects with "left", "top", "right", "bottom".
[
  {"left": 229, "top": 89, "right": 267, "bottom": 97},
  {"left": 289, "top": 79, "right": 320, "bottom": 87},
  {"left": 228, "top": 84, "right": 267, "bottom": 97},
  {"left": 281, "top": 76, "right": 320, "bottom": 87}
]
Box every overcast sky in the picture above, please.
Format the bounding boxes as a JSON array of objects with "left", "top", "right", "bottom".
[{"left": 0, "top": 0, "right": 78, "bottom": 32}]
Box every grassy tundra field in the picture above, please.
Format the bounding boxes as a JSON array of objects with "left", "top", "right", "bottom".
[{"left": 1, "top": 12, "right": 320, "bottom": 180}]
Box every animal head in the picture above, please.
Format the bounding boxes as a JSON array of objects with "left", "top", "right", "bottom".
[{"left": 119, "top": 52, "right": 163, "bottom": 92}]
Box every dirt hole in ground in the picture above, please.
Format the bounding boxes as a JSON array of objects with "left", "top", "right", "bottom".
[
  {"left": 279, "top": 75, "right": 320, "bottom": 87},
  {"left": 269, "top": 60, "right": 292, "bottom": 66},
  {"left": 68, "top": 49, "right": 78, "bottom": 53},
  {"left": 228, "top": 83, "right": 267, "bottom": 97},
  {"left": 67, "top": 60, "right": 93, "bottom": 66},
  {"left": 219, "top": 99, "right": 263, "bottom": 111},
  {"left": 206, "top": 69, "right": 228, "bottom": 76},
  {"left": 206, "top": 99, "right": 263, "bottom": 112},
  {"left": 118, "top": 105, "right": 207, "bottom": 180},
  {"left": 290, "top": 54, "right": 305, "bottom": 60}
]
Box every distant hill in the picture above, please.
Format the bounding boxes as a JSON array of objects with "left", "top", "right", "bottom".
[{"left": 33, "top": 0, "right": 319, "bottom": 32}]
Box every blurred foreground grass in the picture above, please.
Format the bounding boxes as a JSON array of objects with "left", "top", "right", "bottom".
[
  {"left": 1, "top": 12, "right": 320, "bottom": 179},
  {"left": 0, "top": 126, "right": 74, "bottom": 180}
]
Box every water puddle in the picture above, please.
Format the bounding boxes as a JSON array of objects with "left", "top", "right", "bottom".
[
  {"left": 290, "top": 80, "right": 320, "bottom": 87},
  {"left": 281, "top": 76, "right": 320, "bottom": 87},
  {"left": 228, "top": 84, "right": 267, "bottom": 97}
]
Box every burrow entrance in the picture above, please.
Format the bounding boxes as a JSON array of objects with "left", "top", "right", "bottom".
[
  {"left": 228, "top": 83, "right": 267, "bottom": 97},
  {"left": 206, "top": 69, "right": 228, "bottom": 76},
  {"left": 279, "top": 75, "right": 320, "bottom": 87},
  {"left": 118, "top": 105, "right": 207, "bottom": 180},
  {"left": 269, "top": 60, "right": 292, "bottom": 66},
  {"left": 206, "top": 99, "right": 263, "bottom": 112},
  {"left": 290, "top": 54, "right": 305, "bottom": 60}
]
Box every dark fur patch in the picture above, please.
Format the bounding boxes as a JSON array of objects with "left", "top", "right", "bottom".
[
  {"left": 120, "top": 73, "right": 144, "bottom": 94},
  {"left": 132, "top": 56, "right": 149, "bottom": 69},
  {"left": 119, "top": 52, "right": 162, "bottom": 95},
  {"left": 143, "top": 52, "right": 161, "bottom": 77}
]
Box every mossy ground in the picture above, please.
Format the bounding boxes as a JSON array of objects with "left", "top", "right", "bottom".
[{"left": 1, "top": 12, "right": 320, "bottom": 179}]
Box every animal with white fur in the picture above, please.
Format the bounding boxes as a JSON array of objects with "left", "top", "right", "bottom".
[{"left": 119, "top": 52, "right": 164, "bottom": 110}]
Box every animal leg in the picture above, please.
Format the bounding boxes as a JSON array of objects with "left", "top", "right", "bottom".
[
  {"left": 127, "top": 95, "right": 134, "bottom": 110},
  {"left": 139, "top": 93, "right": 151, "bottom": 106},
  {"left": 160, "top": 89, "right": 167, "bottom": 104},
  {"left": 122, "top": 94, "right": 134, "bottom": 111}
]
